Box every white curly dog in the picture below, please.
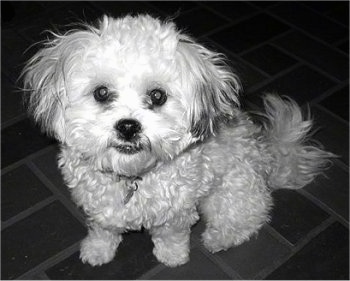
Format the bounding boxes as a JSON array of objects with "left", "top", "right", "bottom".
[{"left": 23, "top": 14, "right": 333, "bottom": 267}]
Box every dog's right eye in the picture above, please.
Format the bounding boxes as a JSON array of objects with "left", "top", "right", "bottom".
[{"left": 94, "top": 86, "right": 110, "bottom": 102}]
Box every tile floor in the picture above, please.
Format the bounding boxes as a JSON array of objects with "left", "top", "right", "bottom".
[{"left": 1, "top": 1, "right": 349, "bottom": 280}]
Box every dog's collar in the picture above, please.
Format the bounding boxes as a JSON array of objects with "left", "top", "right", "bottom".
[{"left": 116, "top": 175, "right": 142, "bottom": 205}]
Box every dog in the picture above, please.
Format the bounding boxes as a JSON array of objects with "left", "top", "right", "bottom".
[{"left": 22, "top": 14, "right": 334, "bottom": 267}]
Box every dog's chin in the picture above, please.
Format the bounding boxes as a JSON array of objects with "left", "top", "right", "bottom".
[{"left": 99, "top": 140, "right": 158, "bottom": 177}]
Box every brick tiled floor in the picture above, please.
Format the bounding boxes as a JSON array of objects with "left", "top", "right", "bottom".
[{"left": 1, "top": 1, "right": 349, "bottom": 280}]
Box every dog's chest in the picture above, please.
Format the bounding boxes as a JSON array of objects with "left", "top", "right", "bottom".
[{"left": 72, "top": 151, "right": 210, "bottom": 230}]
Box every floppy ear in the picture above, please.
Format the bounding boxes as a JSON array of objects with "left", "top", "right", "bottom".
[
  {"left": 177, "top": 37, "right": 241, "bottom": 140},
  {"left": 22, "top": 41, "right": 67, "bottom": 141},
  {"left": 22, "top": 26, "right": 99, "bottom": 141}
]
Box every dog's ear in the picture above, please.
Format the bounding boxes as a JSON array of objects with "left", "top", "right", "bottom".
[
  {"left": 22, "top": 28, "right": 95, "bottom": 141},
  {"left": 22, "top": 37, "right": 69, "bottom": 141},
  {"left": 22, "top": 17, "right": 111, "bottom": 142},
  {"left": 177, "top": 37, "right": 241, "bottom": 140}
]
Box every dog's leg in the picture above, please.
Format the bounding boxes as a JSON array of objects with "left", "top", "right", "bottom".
[
  {"left": 80, "top": 223, "right": 122, "bottom": 266},
  {"left": 150, "top": 224, "right": 191, "bottom": 267},
  {"left": 200, "top": 172, "right": 272, "bottom": 253}
]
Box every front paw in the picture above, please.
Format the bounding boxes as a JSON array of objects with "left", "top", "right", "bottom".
[
  {"left": 153, "top": 244, "right": 189, "bottom": 267},
  {"left": 80, "top": 235, "right": 119, "bottom": 266}
]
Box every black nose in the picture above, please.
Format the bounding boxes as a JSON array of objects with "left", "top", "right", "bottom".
[{"left": 115, "top": 119, "right": 142, "bottom": 141}]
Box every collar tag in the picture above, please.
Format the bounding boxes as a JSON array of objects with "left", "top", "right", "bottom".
[{"left": 121, "top": 176, "right": 142, "bottom": 205}]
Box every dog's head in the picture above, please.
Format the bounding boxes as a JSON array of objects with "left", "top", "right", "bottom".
[{"left": 23, "top": 14, "right": 241, "bottom": 175}]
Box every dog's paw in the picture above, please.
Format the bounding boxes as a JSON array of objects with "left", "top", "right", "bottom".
[
  {"left": 80, "top": 235, "right": 118, "bottom": 266},
  {"left": 202, "top": 227, "right": 249, "bottom": 253},
  {"left": 202, "top": 229, "right": 226, "bottom": 253},
  {"left": 153, "top": 244, "right": 189, "bottom": 267}
]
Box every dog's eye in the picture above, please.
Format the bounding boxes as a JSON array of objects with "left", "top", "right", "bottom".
[
  {"left": 149, "top": 88, "right": 167, "bottom": 106},
  {"left": 94, "top": 86, "right": 110, "bottom": 102}
]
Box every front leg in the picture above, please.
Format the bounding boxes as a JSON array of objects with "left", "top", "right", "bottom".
[
  {"left": 80, "top": 223, "right": 122, "bottom": 266},
  {"left": 150, "top": 224, "right": 191, "bottom": 267}
]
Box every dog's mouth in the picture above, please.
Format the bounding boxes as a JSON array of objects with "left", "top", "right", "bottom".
[
  {"left": 113, "top": 144, "right": 143, "bottom": 155},
  {"left": 111, "top": 143, "right": 144, "bottom": 155},
  {"left": 108, "top": 135, "right": 151, "bottom": 155}
]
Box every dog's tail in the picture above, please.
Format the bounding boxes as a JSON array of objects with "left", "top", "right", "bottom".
[{"left": 260, "top": 94, "right": 335, "bottom": 190}]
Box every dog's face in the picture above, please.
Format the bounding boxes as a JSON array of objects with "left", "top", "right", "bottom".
[{"left": 23, "top": 15, "right": 241, "bottom": 175}]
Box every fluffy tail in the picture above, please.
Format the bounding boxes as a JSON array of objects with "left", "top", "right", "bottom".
[{"left": 261, "top": 94, "right": 336, "bottom": 190}]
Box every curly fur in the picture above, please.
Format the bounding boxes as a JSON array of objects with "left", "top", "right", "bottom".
[{"left": 23, "top": 14, "right": 334, "bottom": 267}]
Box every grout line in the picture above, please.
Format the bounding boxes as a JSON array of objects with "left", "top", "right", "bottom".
[
  {"left": 196, "top": 2, "right": 240, "bottom": 23},
  {"left": 32, "top": 271, "right": 50, "bottom": 280},
  {"left": 297, "top": 189, "right": 349, "bottom": 228},
  {"left": 198, "top": 21, "right": 238, "bottom": 40},
  {"left": 334, "top": 37, "right": 349, "bottom": 48},
  {"left": 158, "top": 3, "right": 202, "bottom": 18},
  {"left": 291, "top": 213, "right": 338, "bottom": 248},
  {"left": 334, "top": 46, "right": 349, "bottom": 56},
  {"left": 299, "top": 2, "right": 349, "bottom": 29},
  {"left": 25, "top": 144, "right": 59, "bottom": 161},
  {"left": 243, "top": 99, "right": 260, "bottom": 111},
  {"left": 265, "top": 7, "right": 349, "bottom": 58},
  {"left": 83, "top": 1, "right": 110, "bottom": 14},
  {"left": 202, "top": 37, "right": 272, "bottom": 79},
  {"left": 333, "top": 36, "right": 349, "bottom": 48},
  {"left": 245, "top": 63, "right": 302, "bottom": 95},
  {"left": 234, "top": 55, "right": 272, "bottom": 79},
  {"left": 137, "top": 263, "right": 166, "bottom": 280},
  {"left": 1, "top": 196, "right": 57, "bottom": 230},
  {"left": 196, "top": 245, "right": 243, "bottom": 279},
  {"left": 263, "top": 224, "right": 294, "bottom": 249},
  {"left": 255, "top": 216, "right": 336, "bottom": 279},
  {"left": 198, "top": 11, "right": 279, "bottom": 42},
  {"left": 237, "top": 29, "right": 295, "bottom": 56},
  {"left": 303, "top": 90, "right": 349, "bottom": 125},
  {"left": 332, "top": 158, "right": 350, "bottom": 173},
  {"left": 269, "top": 42, "right": 342, "bottom": 83},
  {"left": 1, "top": 144, "right": 58, "bottom": 175},
  {"left": 17, "top": 241, "right": 81, "bottom": 280},
  {"left": 177, "top": 7, "right": 263, "bottom": 40},
  {"left": 186, "top": 2, "right": 231, "bottom": 23},
  {"left": 27, "top": 161, "right": 87, "bottom": 226},
  {"left": 1, "top": 158, "right": 30, "bottom": 175},
  {"left": 197, "top": 2, "right": 263, "bottom": 28},
  {"left": 233, "top": 54, "right": 271, "bottom": 79},
  {"left": 248, "top": 1, "right": 281, "bottom": 11},
  {"left": 309, "top": 81, "right": 350, "bottom": 109},
  {"left": 1, "top": 113, "right": 28, "bottom": 130}
]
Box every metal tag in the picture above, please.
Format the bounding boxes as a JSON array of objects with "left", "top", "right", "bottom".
[{"left": 123, "top": 181, "right": 139, "bottom": 205}]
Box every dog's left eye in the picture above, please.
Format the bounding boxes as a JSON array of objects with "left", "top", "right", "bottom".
[
  {"left": 149, "top": 88, "right": 167, "bottom": 106},
  {"left": 94, "top": 86, "right": 110, "bottom": 102}
]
